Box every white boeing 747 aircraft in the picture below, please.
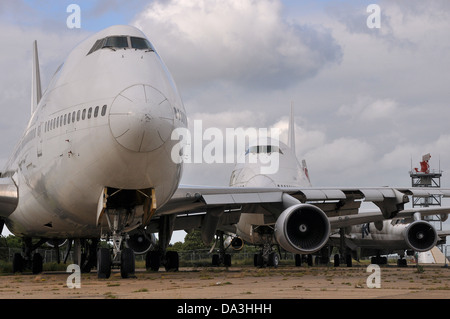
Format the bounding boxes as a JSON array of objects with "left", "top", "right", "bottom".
[
  {"left": 219, "top": 107, "right": 450, "bottom": 267},
  {"left": 328, "top": 212, "right": 450, "bottom": 266},
  {"left": 1, "top": 25, "right": 449, "bottom": 278}
]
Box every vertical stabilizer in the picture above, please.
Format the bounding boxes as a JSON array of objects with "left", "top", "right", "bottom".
[
  {"left": 287, "top": 102, "right": 295, "bottom": 154},
  {"left": 31, "top": 40, "right": 42, "bottom": 115}
]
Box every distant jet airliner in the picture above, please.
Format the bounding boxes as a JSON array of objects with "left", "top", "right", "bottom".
[{"left": 1, "top": 25, "right": 449, "bottom": 278}]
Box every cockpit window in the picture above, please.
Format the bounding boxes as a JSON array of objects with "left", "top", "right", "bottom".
[
  {"left": 245, "top": 145, "right": 283, "bottom": 155},
  {"left": 87, "top": 35, "right": 155, "bottom": 55},
  {"left": 104, "top": 36, "right": 128, "bottom": 49},
  {"left": 130, "top": 37, "right": 154, "bottom": 50}
]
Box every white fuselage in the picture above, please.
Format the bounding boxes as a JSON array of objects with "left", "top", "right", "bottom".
[
  {"left": 347, "top": 220, "right": 411, "bottom": 250},
  {"left": 3, "top": 25, "right": 186, "bottom": 238},
  {"left": 229, "top": 140, "right": 311, "bottom": 244}
]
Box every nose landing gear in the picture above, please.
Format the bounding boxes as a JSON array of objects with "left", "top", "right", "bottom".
[{"left": 97, "top": 208, "right": 136, "bottom": 279}]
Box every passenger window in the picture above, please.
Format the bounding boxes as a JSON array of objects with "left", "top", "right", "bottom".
[
  {"left": 82, "top": 109, "right": 86, "bottom": 120},
  {"left": 77, "top": 110, "right": 81, "bottom": 121},
  {"left": 60, "top": 116, "right": 63, "bottom": 127},
  {"left": 94, "top": 106, "right": 99, "bottom": 118},
  {"left": 72, "top": 111, "right": 76, "bottom": 123},
  {"left": 67, "top": 113, "right": 71, "bottom": 124},
  {"left": 88, "top": 107, "right": 92, "bottom": 119},
  {"left": 101, "top": 105, "right": 107, "bottom": 116},
  {"left": 64, "top": 114, "right": 67, "bottom": 125}
]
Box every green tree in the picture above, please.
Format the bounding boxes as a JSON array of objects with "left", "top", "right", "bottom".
[{"left": 181, "top": 230, "right": 210, "bottom": 251}]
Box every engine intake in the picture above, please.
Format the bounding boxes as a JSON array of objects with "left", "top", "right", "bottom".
[
  {"left": 125, "top": 228, "right": 156, "bottom": 255},
  {"left": 224, "top": 236, "right": 244, "bottom": 251},
  {"left": 404, "top": 220, "right": 437, "bottom": 252},
  {"left": 275, "top": 204, "right": 330, "bottom": 254}
]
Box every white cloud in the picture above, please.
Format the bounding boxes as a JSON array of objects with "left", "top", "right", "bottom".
[
  {"left": 0, "top": 23, "right": 89, "bottom": 164},
  {"left": 338, "top": 96, "right": 399, "bottom": 122},
  {"left": 133, "top": 0, "right": 342, "bottom": 90},
  {"left": 304, "top": 138, "right": 375, "bottom": 175}
]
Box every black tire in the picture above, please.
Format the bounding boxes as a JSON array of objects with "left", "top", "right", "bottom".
[
  {"left": 165, "top": 251, "right": 179, "bottom": 271},
  {"left": 307, "top": 254, "right": 313, "bottom": 266},
  {"left": 346, "top": 254, "right": 352, "bottom": 267},
  {"left": 120, "top": 248, "right": 135, "bottom": 279},
  {"left": 268, "top": 252, "right": 279, "bottom": 268},
  {"left": 32, "top": 253, "right": 43, "bottom": 274},
  {"left": 12, "top": 253, "right": 24, "bottom": 273},
  {"left": 97, "top": 248, "right": 111, "bottom": 279},
  {"left": 255, "top": 253, "right": 264, "bottom": 268},
  {"left": 212, "top": 254, "right": 220, "bottom": 266},
  {"left": 334, "top": 254, "right": 340, "bottom": 267},
  {"left": 146, "top": 251, "right": 161, "bottom": 271},
  {"left": 224, "top": 254, "right": 232, "bottom": 267},
  {"left": 295, "top": 254, "right": 302, "bottom": 267}
]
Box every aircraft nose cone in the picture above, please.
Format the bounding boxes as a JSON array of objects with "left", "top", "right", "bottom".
[{"left": 109, "top": 85, "right": 174, "bottom": 152}]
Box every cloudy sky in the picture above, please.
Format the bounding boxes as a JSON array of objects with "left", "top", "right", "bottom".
[{"left": 1, "top": 1, "right": 450, "bottom": 238}]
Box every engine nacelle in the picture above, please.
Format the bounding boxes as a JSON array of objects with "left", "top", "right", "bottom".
[
  {"left": 224, "top": 236, "right": 244, "bottom": 251},
  {"left": 125, "top": 228, "right": 157, "bottom": 255},
  {"left": 274, "top": 204, "right": 330, "bottom": 254},
  {"left": 404, "top": 220, "right": 437, "bottom": 252}
]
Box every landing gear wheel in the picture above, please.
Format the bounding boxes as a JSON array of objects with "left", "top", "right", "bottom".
[
  {"left": 97, "top": 248, "right": 112, "bottom": 279},
  {"left": 32, "top": 253, "right": 43, "bottom": 274},
  {"left": 164, "top": 251, "right": 179, "bottom": 271},
  {"left": 212, "top": 254, "right": 220, "bottom": 266},
  {"left": 295, "top": 254, "right": 302, "bottom": 267},
  {"left": 307, "top": 254, "right": 313, "bottom": 266},
  {"left": 268, "top": 252, "right": 279, "bottom": 268},
  {"left": 224, "top": 254, "right": 232, "bottom": 267},
  {"left": 146, "top": 251, "right": 161, "bottom": 271},
  {"left": 397, "top": 258, "right": 407, "bottom": 267},
  {"left": 12, "top": 253, "right": 24, "bottom": 273},
  {"left": 120, "top": 248, "right": 135, "bottom": 278},
  {"left": 334, "top": 254, "right": 340, "bottom": 267},
  {"left": 254, "top": 253, "right": 264, "bottom": 268},
  {"left": 346, "top": 254, "right": 352, "bottom": 267}
]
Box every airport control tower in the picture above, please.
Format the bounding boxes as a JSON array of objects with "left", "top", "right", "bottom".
[{"left": 409, "top": 153, "right": 442, "bottom": 208}]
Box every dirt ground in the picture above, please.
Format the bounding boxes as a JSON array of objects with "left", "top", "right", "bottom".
[{"left": 0, "top": 265, "right": 448, "bottom": 300}]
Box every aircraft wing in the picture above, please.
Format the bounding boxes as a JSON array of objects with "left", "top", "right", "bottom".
[
  {"left": 437, "top": 229, "right": 450, "bottom": 238},
  {"left": 152, "top": 185, "right": 450, "bottom": 233},
  {"left": 329, "top": 206, "right": 450, "bottom": 229}
]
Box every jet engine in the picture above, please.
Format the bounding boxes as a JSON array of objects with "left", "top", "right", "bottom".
[
  {"left": 224, "top": 236, "right": 244, "bottom": 251},
  {"left": 125, "top": 228, "right": 157, "bottom": 255},
  {"left": 404, "top": 220, "right": 437, "bottom": 252},
  {"left": 274, "top": 204, "right": 330, "bottom": 254}
]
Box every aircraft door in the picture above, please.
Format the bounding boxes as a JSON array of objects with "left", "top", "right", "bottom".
[{"left": 37, "top": 122, "right": 43, "bottom": 158}]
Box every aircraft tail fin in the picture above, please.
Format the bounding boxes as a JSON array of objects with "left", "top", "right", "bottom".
[
  {"left": 287, "top": 102, "right": 295, "bottom": 154},
  {"left": 31, "top": 40, "right": 42, "bottom": 115},
  {"left": 302, "top": 159, "right": 311, "bottom": 184}
]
